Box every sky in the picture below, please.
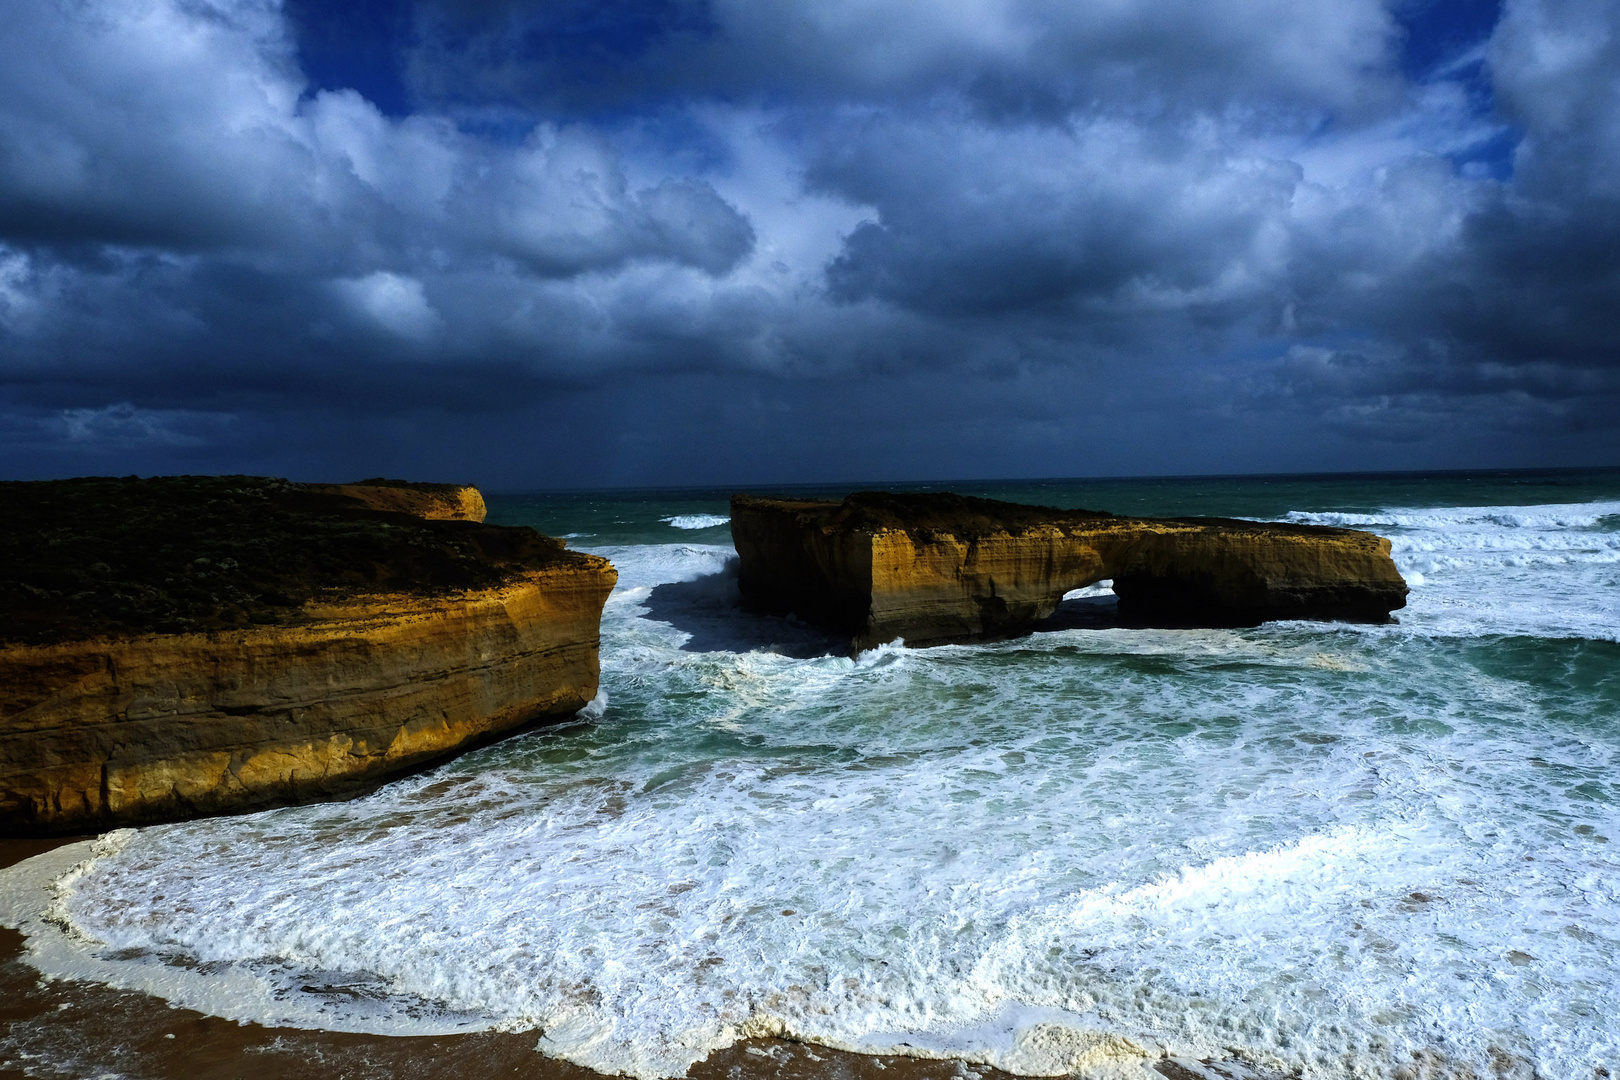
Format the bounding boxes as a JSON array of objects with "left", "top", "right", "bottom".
[{"left": 0, "top": 0, "right": 1617, "bottom": 489}]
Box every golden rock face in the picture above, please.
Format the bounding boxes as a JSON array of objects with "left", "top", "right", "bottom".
[
  {"left": 732, "top": 492, "right": 1408, "bottom": 650},
  {"left": 0, "top": 478, "right": 615, "bottom": 835},
  {"left": 306, "top": 479, "right": 489, "bottom": 521}
]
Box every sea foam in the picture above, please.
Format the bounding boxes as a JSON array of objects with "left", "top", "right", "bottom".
[
  {"left": 661, "top": 514, "right": 731, "bottom": 530},
  {"left": 1285, "top": 500, "right": 1620, "bottom": 531},
  {"left": 1277, "top": 499, "right": 1620, "bottom": 642}
]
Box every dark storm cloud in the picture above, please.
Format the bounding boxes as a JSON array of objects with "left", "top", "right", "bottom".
[
  {"left": 1242, "top": 0, "right": 1620, "bottom": 448},
  {"left": 813, "top": 114, "right": 1303, "bottom": 318},
  {"left": 0, "top": 0, "right": 1617, "bottom": 484}
]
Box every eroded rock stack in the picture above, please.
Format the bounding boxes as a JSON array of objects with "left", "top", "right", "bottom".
[
  {"left": 0, "top": 476, "right": 615, "bottom": 835},
  {"left": 732, "top": 491, "right": 1407, "bottom": 649}
]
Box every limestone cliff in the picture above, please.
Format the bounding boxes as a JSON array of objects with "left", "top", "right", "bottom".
[
  {"left": 307, "top": 478, "right": 487, "bottom": 521},
  {"left": 732, "top": 492, "right": 1407, "bottom": 649},
  {"left": 0, "top": 476, "right": 615, "bottom": 835}
]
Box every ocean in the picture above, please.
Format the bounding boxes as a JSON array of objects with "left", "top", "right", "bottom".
[{"left": 3, "top": 469, "right": 1619, "bottom": 1079}]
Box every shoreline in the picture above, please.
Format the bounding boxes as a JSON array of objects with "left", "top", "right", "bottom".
[{"left": 0, "top": 837, "right": 1036, "bottom": 1080}]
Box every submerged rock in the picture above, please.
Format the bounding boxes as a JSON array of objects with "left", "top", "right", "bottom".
[
  {"left": 0, "top": 475, "right": 616, "bottom": 835},
  {"left": 732, "top": 491, "right": 1407, "bottom": 649}
]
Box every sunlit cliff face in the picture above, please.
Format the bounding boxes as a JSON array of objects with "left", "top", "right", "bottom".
[{"left": 0, "top": 0, "right": 1617, "bottom": 484}]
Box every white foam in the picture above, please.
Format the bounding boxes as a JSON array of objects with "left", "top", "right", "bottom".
[
  {"left": 1063, "top": 579, "right": 1115, "bottom": 600},
  {"left": 592, "top": 542, "right": 734, "bottom": 592},
  {"left": 17, "top": 741, "right": 1618, "bottom": 1078},
  {"left": 1278, "top": 499, "right": 1620, "bottom": 642},
  {"left": 661, "top": 514, "right": 730, "bottom": 530},
  {"left": 0, "top": 836, "right": 483, "bottom": 1038},
  {"left": 1286, "top": 500, "right": 1620, "bottom": 531},
  {"left": 577, "top": 689, "right": 609, "bottom": 720}
]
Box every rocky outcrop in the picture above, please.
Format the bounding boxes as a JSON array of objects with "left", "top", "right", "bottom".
[
  {"left": 0, "top": 476, "right": 615, "bottom": 835},
  {"left": 733, "top": 492, "right": 1407, "bottom": 649},
  {"left": 307, "top": 479, "right": 488, "bottom": 521}
]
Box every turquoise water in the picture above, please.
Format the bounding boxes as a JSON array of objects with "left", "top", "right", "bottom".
[{"left": 4, "top": 469, "right": 1620, "bottom": 1079}]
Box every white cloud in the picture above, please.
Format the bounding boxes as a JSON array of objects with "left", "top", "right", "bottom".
[{"left": 333, "top": 272, "right": 443, "bottom": 342}]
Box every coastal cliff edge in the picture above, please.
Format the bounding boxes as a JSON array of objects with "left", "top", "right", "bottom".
[{"left": 0, "top": 476, "right": 615, "bottom": 835}]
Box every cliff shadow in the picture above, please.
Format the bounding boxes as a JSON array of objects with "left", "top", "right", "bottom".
[
  {"left": 1029, "top": 588, "right": 1281, "bottom": 632},
  {"left": 642, "top": 557, "right": 846, "bottom": 658}
]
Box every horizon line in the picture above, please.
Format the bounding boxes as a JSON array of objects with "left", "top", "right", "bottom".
[{"left": 480, "top": 462, "right": 1620, "bottom": 497}]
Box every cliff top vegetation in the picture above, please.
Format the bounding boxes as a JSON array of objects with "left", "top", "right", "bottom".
[{"left": 0, "top": 475, "right": 588, "bottom": 645}]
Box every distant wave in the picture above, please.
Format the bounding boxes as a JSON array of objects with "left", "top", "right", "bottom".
[
  {"left": 661, "top": 514, "right": 730, "bottom": 530},
  {"left": 1285, "top": 500, "right": 1620, "bottom": 531}
]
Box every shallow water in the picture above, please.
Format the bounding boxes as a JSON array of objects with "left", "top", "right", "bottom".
[{"left": 4, "top": 469, "right": 1619, "bottom": 1079}]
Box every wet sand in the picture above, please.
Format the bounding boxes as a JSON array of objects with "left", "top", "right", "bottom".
[{"left": 0, "top": 838, "right": 1040, "bottom": 1080}]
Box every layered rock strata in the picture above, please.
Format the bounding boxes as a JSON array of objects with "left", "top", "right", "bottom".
[
  {"left": 0, "top": 476, "right": 615, "bottom": 835},
  {"left": 733, "top": 492, "right": 1407, "bottom": 649},
  {"left": 308, "top": 478, "right": 488, "bottom": 521}
]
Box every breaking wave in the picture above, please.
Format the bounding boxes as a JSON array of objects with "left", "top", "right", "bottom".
[{"left": 661, "top": 514, "right": 730, "bottom": 530}]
